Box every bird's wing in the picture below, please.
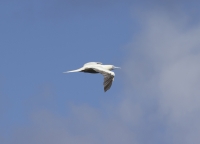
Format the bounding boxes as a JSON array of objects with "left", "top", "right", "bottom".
[
  {"left": 84, "top": 62, "right": 102, "bottom": 66},
  {"left": 92, "top": 67, "right": 115, "bottom": 92}
]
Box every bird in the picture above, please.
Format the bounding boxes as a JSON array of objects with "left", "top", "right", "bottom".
[{"left": 63, "top": 62, "right": 120, "bottom": 92}]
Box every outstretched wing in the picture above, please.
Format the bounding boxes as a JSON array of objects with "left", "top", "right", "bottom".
[{"left": 93, "top": 67, "right": 115, "bottom": 92}]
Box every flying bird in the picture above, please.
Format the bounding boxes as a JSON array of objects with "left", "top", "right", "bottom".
[{"left": 63, "top": 62, "right": 120, "bottom": 92}]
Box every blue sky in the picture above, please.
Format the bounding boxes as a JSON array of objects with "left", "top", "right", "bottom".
[{"left": 1, "top": 0, "right": 200, "bottom": 144}]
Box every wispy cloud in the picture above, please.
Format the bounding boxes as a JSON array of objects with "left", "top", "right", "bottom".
[
  {"left": 10, "top": 105, "right": 135, "bottom": 144},
  {"left": 122, "top": 10, "right": 200, "bottom": 144}
]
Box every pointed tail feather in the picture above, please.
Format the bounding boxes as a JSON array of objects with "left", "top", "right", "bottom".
[{"left": 63, "top": 68, "right": 83, "bottom": 73}]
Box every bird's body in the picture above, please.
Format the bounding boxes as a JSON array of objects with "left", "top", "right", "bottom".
[{"left": 63, "top": 62, "right": 120, "bottom": 92}]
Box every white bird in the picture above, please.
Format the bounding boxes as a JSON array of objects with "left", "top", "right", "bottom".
[{"left": 63, "top": 62, "right": 120, "bottom": 92}]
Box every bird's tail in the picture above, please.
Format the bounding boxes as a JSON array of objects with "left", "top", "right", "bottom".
[{"left": 63, "top": 68, "right": 83, "bottom": 73}]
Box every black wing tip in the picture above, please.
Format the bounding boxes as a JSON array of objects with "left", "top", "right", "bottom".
[
  {"left": 104, "top": 86, "right": 111, "bottom": 92},
  {"left": 104, "top": 86, "right": 109, "bottom": 92}
]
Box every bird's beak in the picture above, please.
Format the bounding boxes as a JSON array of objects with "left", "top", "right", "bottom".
[{"left": 114, "top": 66, "right": 121, "bottom": 69}]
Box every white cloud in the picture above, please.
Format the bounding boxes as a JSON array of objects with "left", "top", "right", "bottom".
[
  {"left": 122, "top": 11, "right": 200, "bottom": 144},
  {"left": 11, "top": 105, "right": 135, "bottom": 144}
]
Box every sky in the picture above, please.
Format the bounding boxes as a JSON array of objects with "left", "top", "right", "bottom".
[{"left": 1, "top": 0, "right": 200, "bottom": 144}]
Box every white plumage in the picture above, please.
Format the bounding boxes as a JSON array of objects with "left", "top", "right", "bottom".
[{"left": 63, "top": 62, "right": 120, "bottom": 92}]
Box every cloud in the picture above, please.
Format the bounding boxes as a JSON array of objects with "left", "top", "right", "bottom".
[
  {"left": 5, "top": 82, "right": 135, "bottom": 144},
  {"left": 10, "top": 105, "right": 135, "bottom": 144},
  {"left": 122, "top": 10, "right": 200, "bottom": 144}
]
